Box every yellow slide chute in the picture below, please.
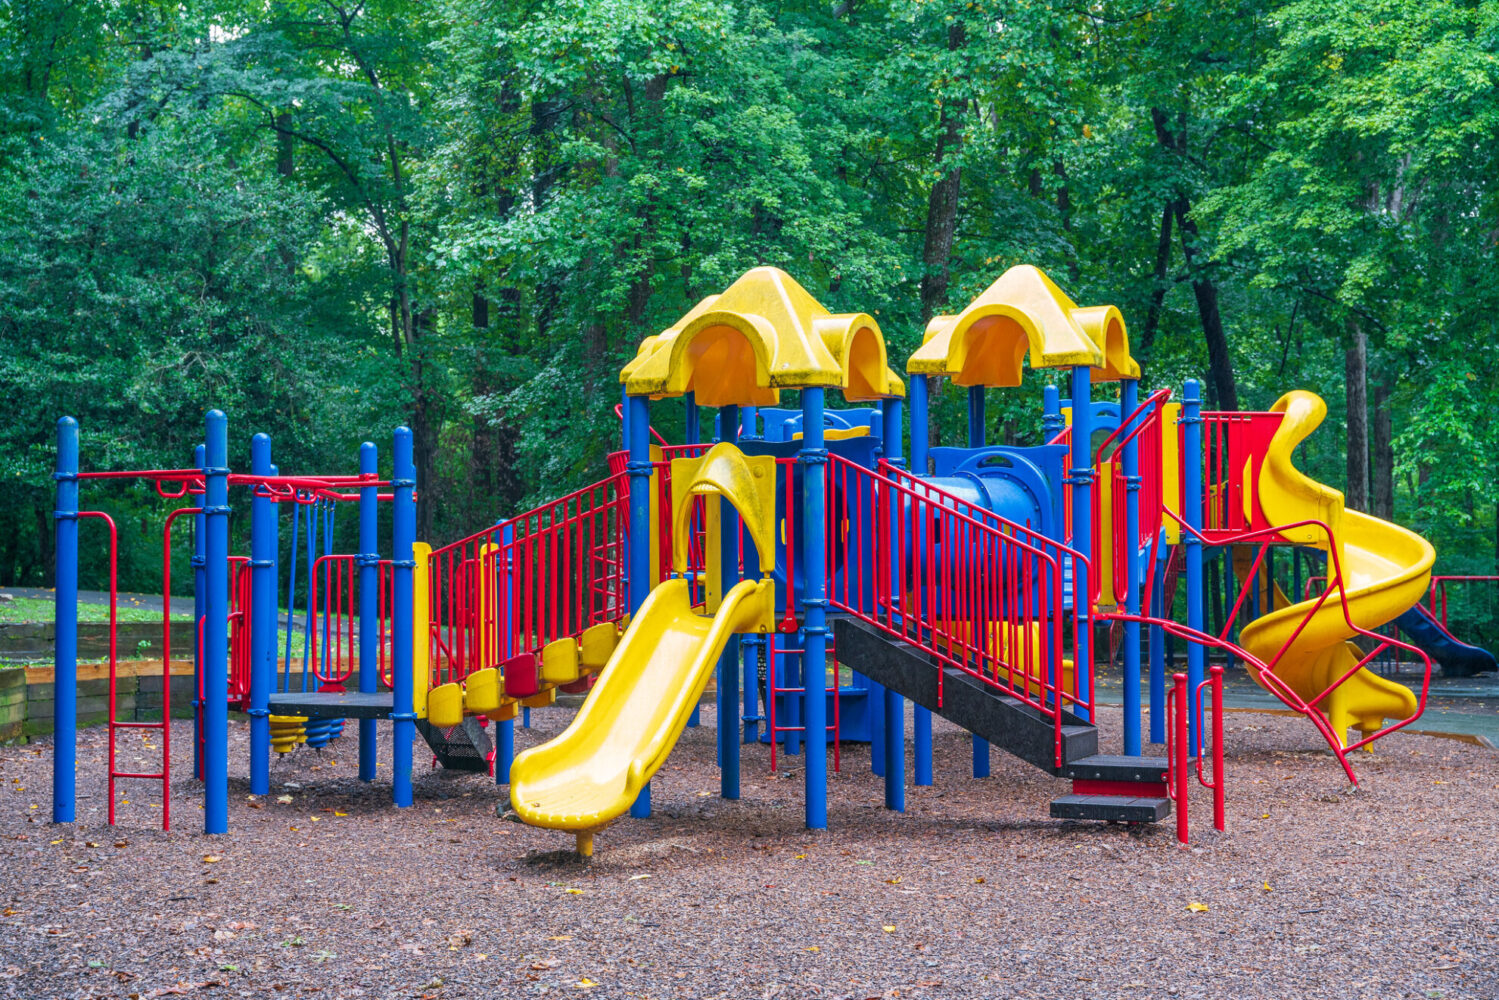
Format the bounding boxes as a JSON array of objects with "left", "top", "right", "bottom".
[
  {"left": 509, "top": 443, "right": 777, "bottom": 855},
  {"left": 1236, "top": 390, "right": 1426, "bottom": 746}
]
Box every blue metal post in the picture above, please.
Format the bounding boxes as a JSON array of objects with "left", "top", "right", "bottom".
[
  {"left": 1149, "top": 538, "right": 1167, "bottom": 744},
  {"left": 1069, "top": 366, "right": 1093, "bottom": 722},
  {"left": 358, "top": 442, "right": 379, "bottom": 781},
  {"left": 881, "top": 397, "right": 905, "bottom": 812},
  {"left": 1181, "top": 380, "right": 1205, "bottom": 755},
  {"left": 192, "top": 444, "right": 206, "bottom": 778},
  {"left": 684, "top": 391, "right": 702, "bottom": 730},
  {"left": 248, "top": 434, "right": 275, "bottom": 795},
  {"left": 716, "top": 403, "right": 741, "bottom": 803},
  {"left": 801, "top": 388, "right": 828, "bottom": 830},
  {"left": 391, "top": 428, "right": 417, "bottom": 807},
  {"left": 52, "top": 417, "right": 79, "bottom": 824},
  {"left": 203, "top": 411, "right": 230, "bottom": 835},
  {"left": 627, "top": 393, "right": 654, "bottom": 817},
  {"left": 496, "top": 521, "right": 516, "bottom": 784},
  {"left": 908, "top": 374, "right": 933, "bottom": 786},
  {"left": 1042, "top": 384, "right": 1064, "bottom": 441},
  {"left": 967, "top": 385, "right": 991, "bottom": 777},
  {"left": 1121, "top": 379, "right": 1143, "bottom": 756}
]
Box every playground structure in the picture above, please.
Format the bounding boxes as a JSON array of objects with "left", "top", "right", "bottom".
[{"left": 48, "top": 263, "right": 1494, "bottom": 851}]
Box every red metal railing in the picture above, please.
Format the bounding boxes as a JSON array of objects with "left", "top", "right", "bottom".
[
  {"left": 827, "top": 455, "right": 1090, "bottom": 767},
  {"left": 1164, "top": 666, "right": 1225, "bottom": 845},
  {"left": 429, "top": 474, "right": 628, "bottom": 685},
  {"left": 1427, "top": 575, "right": 1499, "bottom": 634},
  {"left": 1190, "top": 412, "right": 1284, "bottom": 539},
  {"left": 1113, "top": 511, "right": 1433, "bottom": 784}
]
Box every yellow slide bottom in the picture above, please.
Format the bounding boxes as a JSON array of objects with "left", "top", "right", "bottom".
[
  {"left": 510, "top": 576, "right": 773, "bottom": 842},
  {"left": 1236, "top": 391, "right": 1427, "bottom": 747}
]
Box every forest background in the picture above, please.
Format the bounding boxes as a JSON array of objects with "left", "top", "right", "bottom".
[{"left": 2, "top": 0, "right": 1496, "bottom": 594}]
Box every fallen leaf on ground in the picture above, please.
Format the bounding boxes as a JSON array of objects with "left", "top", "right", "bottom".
[
  {"left": 628, "top": 874, "right": 650, "bottom": 880},
  {"left": 202, "top": 855, "right": 221, "bottom": 864},
  {"left": 1186, "top": 902, "right": 1209, "bottom": 913},
  {"left": 882, "top": 925, "right": 896, "bottom": 933}
]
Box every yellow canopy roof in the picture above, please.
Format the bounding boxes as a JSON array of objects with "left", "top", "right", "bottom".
[
  {"left": 620, "top": 267, "right": 905, "bottom": 407},
  {"left": 906, "top": 265, "right": 1140, "bottom": 387}
]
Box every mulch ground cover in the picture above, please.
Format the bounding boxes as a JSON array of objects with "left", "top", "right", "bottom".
[{"left": 1, "top": 703, "right": 1495, "bottom": 999}]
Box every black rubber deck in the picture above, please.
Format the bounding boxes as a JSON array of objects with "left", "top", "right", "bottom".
[{"left": 267, "top": 691, "right": 394, "bottom": 719}]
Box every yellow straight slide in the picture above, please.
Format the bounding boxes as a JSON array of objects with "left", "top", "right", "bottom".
[
  {"left": 509, "top": 576, "right": 773, "bottom": 852},
  {"left": 1237, "top": 390, "right": 1426, "bottom": 746}
]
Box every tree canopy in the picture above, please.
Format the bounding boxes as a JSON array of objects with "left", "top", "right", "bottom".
[{"left": 2, "top": 0, "right": 1497, "bottom": 591}]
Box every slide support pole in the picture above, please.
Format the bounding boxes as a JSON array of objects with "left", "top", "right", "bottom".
[
  {"left": 715, "top": 403, "right": 741, "bottom": 803},
  {"left": 627, "top": 393, "right": 655, "bottom": 818}
]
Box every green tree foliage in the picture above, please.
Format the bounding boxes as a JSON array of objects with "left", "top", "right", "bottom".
[{"left": 0, "top": 0, "right": 1496, "bottom": 590}]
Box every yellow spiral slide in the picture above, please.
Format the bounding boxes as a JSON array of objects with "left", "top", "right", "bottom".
[{"left": 1236, "top": 390, "right": 1427, "bottom": 748}]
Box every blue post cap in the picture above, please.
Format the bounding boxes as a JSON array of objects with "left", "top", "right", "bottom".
[{"left": 360, "top": 441, "right": 378, "bottom": 474}]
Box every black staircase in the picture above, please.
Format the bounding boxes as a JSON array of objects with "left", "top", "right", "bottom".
[{"left": 835, "top": 616, "right": 1171, "bottom": 825}]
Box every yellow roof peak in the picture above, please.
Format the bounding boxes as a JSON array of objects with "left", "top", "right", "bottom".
[
  {"left": 621, "top": 267, "right": 904, "bottom": 406},
  {"left": 907, "top": 264, "right": 1138, "bottom": 386}
]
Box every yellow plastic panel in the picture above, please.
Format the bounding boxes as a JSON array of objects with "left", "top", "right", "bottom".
[
  {"left": 578, "top": 623, "right": 619, "bottom": 671},
  {"left": 669, "top": 443, "right": 777, "bottom": 576},
  {"left": 510, "top": 577, "right": 774, "bottom": 833},
  {"left": 541, "top": 637, "right": 581, "bottom": 685},
  {"left": 521, "top": 689, "right": 557, "bottom": 709},
  {"left": 464, "top": 667, "right": 502, "bottom": 715},
  {"left": 428, "top": 682, "right": 464, "bottom": 729},
  {"left": 1072, "top": 305, "right": 1140, "bottom": 382},
  {"left": 413, "top": 541, "right": 431, "bottom": 719},
  {"left": 791, "top": 426, "right": 869, "bottom": 441},
  {"left": 1235, "top": 390, "right": 1429, "bottom": 743},
  {"left": 493, "top": 701, "right": 519, "bottom": 722}
]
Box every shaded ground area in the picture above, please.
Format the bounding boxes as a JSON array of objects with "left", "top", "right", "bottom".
[{"left": 1, "top": 705, "right": 1497, "bottom": 1000}]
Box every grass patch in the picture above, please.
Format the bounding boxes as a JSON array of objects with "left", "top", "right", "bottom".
[{"left": 0, "top": 596, "right": 192, "bottom": 625}]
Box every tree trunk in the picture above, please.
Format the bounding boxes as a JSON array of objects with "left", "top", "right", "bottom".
[
  {"left": 1173, "top": 200, "right": 1237, "bottom": 411},
  {"left": 410, "top": 307, "right": 440, "bottom": 543},
  {"left": 1344, "top": 318, "right": 1369, "bottom": 512},
  {"left": 1371, "top": 376, "right": 1393, "bottom": 521},
  {"left": 1140, "top": 202, "right": 1173, "bottom": 354}
]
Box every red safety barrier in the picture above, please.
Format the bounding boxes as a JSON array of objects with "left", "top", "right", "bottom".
[
  {"left": 429, "top": 474, "right": 628, "bottom": 685},
  {"left": 1093, "top": 389, "right": 1173, "bottom": 604},
  {"left": 1190, "top": 412, "right": 1284, "bottom": 539},
  {"left": 827, "top": 455, "right": 1090, "bottom": 768}
]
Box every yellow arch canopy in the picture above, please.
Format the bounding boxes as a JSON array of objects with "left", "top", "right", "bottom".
[
  {"left": 621, "top": 267, "right": 905, "bottom": 407},
  {"left": 906, "top": 264, "right": 1139, "bottom": 387}
]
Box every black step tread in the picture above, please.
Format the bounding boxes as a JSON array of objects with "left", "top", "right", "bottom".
[
  {"left": 1050, "top": 793, "right": 1170, "bottom": 823},
  {"left": 1063, "top": 754, "right": 1173, "bottom": 783}
]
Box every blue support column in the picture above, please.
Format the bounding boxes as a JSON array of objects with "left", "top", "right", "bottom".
[
  {"left": 1042, "top": 384, "right": 1064, "bottom": 441},
  {"left": 496, "top": 521, "right": 516, "bottom": 784},
  {"left": 684, "top": 391, "right": 702, "bottom": 729},
  {"left": 1121, "top": 379, "right": 1143, "bottom": 756},
  {"left": 358, "top": 442, "right": 379, "bottom": 782},
  {"left": 716, "top": 403, "right": 741, "bottom": 803},
  {"left": 908, "top": 374, "right": 933, "bottom": 786},
  {"left": 967, "top": 385, "right": 991, "bottom": 778},
  {"left": 1149, "top": 537, "right": 1167, "bottom": 744},
  {"left": 248, "top": 434, "right": 276, "bottom": 795},
  {"left": 192, "top": 445, "right": 206, "bottom": 779},
  {"left": 1181, "top": 380, "right": 1205, "bottom": 755},
  {"left": 202, "top": 411, "right": 230, "bottom": 835},
  {"left": 52, "top": 417, "right": 79, "bottom": 824},
  {"left": 1069, "top": 366, "right": 1093, "bottom": 722},
  {"left": 627, "top": 393, "right": 655, "bottom": 817},
  {"left": 391, "top": 428, "right": 417, "bottom": 807},
  {"left": 881, "top": 397, "right": 905, "bottom": 812},
  {"left": 800, "top": 388, "right": 828, "bottom": 830}
]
